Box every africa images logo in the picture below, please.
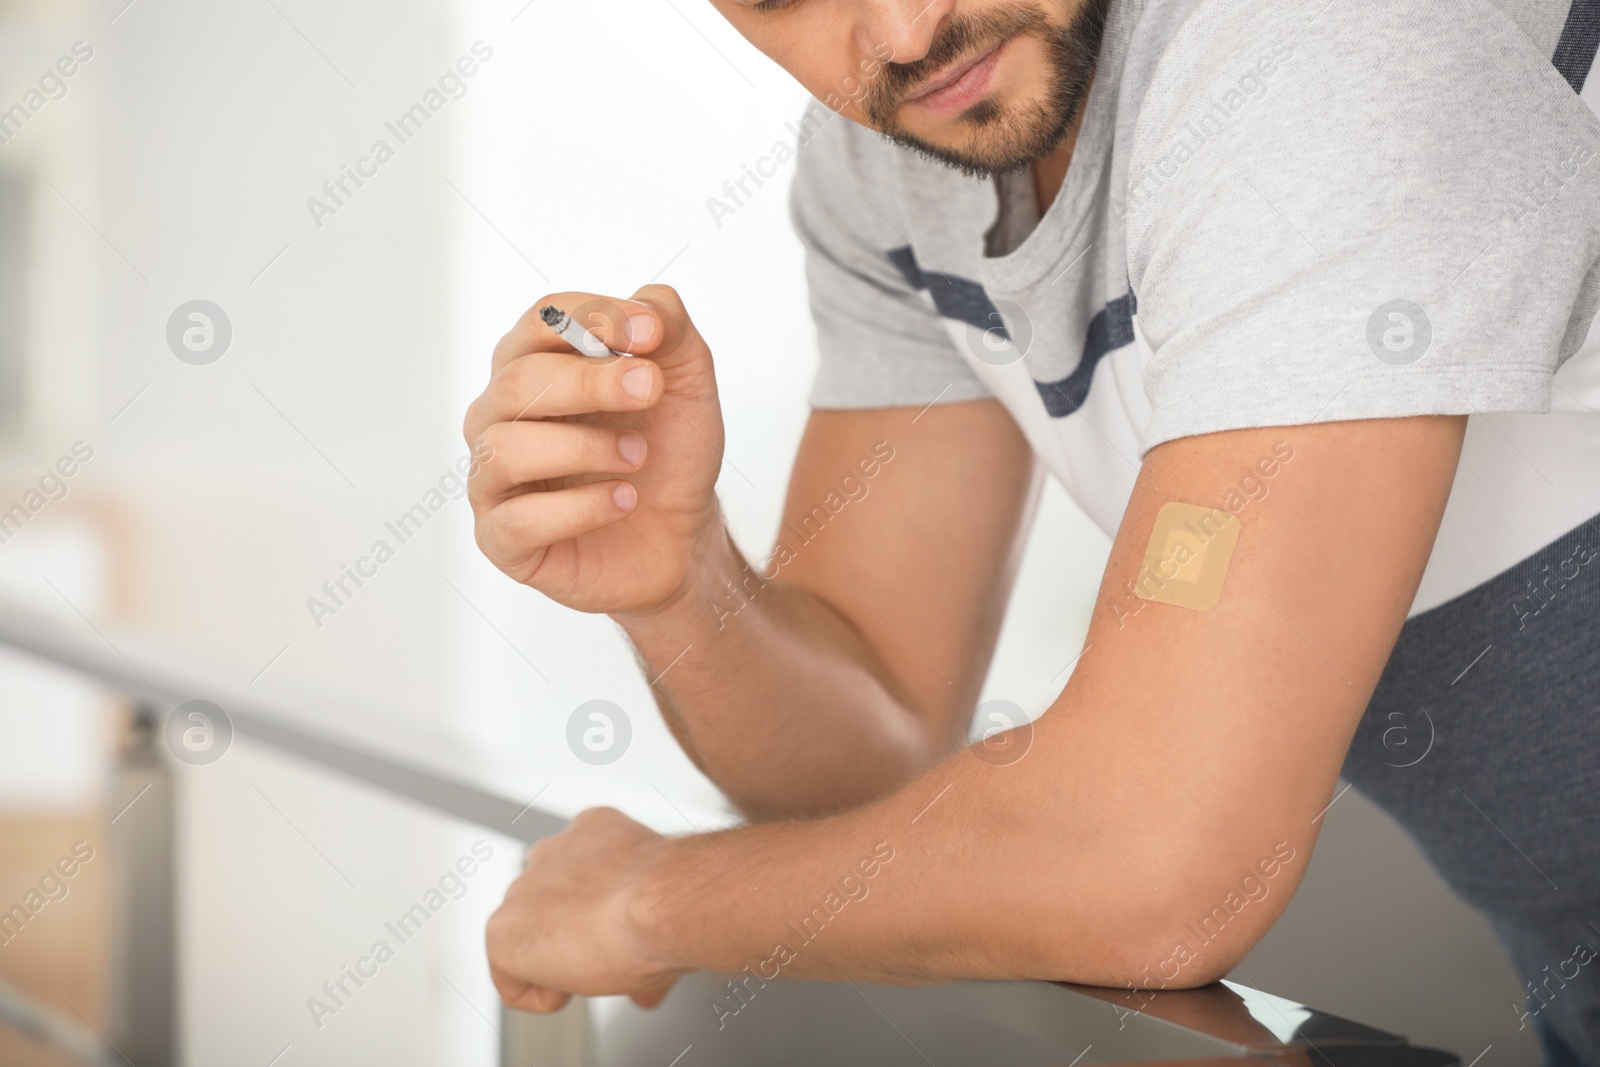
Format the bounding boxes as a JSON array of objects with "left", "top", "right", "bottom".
[{"left": 165, "top": 700, "right": 233, "bottom": 766}]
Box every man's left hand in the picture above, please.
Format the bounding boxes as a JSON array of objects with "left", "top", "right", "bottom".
[{"left": 487, "top": 806, "right": 681, "bottom": 1013}]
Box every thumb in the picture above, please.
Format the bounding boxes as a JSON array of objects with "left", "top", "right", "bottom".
[{"left": 628, "top": 284, "right": 700, "bottom": 361}]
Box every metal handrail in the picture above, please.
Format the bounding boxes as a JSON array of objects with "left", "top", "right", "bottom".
[
  {"left": 0, "top": 596, "right": 1461, "bottom": 1067},
  {"left": 0, "top": 593, "right": 580, "bottom": 1066},
  {"left": 0, "top": 594, "right": 564, "bottom": 842}
]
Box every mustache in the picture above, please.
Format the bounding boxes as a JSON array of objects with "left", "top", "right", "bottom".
[{"left": 865, "top": 3, "right": 1051, "bottom": 115}]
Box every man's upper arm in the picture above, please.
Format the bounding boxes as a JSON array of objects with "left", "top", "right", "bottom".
[
  {"left": 1040, "top": 413, "right": 1466, "bottom": 978},
  {"left": 772, "top": 401, "right": 1038, "bottom": 752}
]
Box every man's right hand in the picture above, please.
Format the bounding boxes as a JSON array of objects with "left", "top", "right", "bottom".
[
  {"left": 465, "top": 284, "right": 1042, "bottom": 820},
  {"left": 463, "top": 285, "right": 726, "bottom": 616}
]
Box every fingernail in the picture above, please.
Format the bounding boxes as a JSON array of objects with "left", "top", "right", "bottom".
[
  {"left": 613, "top": 482, "right": 637, "bottom": 512},
  {"left": 626, "top": 313, "right": 656, "bottom": 349},
  {"left": 622, "top": 365, "right": 653, "bottom": 401},
  {"left": 617, "top": 432, "right": 646, "bottom": 466}
]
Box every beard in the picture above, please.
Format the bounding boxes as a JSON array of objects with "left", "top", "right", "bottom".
[{"left": 860, "top": 0, "right": 1113, "bottom": 179}]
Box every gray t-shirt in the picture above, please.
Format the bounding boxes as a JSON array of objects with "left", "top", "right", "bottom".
[
  {"left": 790, "top": 0, "right": 1600, "bottom": 1055},
  {"left": 794, "top": 0, "right": 1600, "bottom": 612}
]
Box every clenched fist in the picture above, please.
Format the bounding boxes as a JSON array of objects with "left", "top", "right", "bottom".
[{"left": 486, "top": 807, "right": 681, "bottom": 1013}]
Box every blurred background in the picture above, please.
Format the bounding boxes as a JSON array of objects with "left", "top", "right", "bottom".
[{"left": 0, "top": 0, "right": 1541, "bottom": 1063}]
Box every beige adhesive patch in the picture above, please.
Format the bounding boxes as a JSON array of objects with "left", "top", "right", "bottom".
[{"left": 1135, "top": 502, "right": 1242, "bottom": 611}]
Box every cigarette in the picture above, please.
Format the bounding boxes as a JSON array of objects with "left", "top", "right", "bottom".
[{"left": 538, "top": 304, "right": 631, "bottom": 359}]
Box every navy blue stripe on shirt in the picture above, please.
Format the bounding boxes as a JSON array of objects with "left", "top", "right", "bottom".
[
  {"left": 1553, "top": 0, "right": 1600, "bottom": 93},
  {"left": 886, "top": 245, "right": 1143, "bottom": 419},
  {"left": 887, "top": 245, "right": 1008, "bottom": 338},
  {"left": 1035, "top": 288, "right": 1139, "bottom": 417}
]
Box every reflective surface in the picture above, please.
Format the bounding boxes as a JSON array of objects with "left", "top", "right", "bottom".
[{"left": 585, "top": 973, "right": 1460, "bottom": 1067}]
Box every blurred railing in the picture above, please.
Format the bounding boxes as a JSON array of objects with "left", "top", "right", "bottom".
[
  {"left": 0, "top": 594, "right": 570, "bottom": 1066},
  {"left": 0, "top": 597, "right": 1462, "bottom": 1067}
]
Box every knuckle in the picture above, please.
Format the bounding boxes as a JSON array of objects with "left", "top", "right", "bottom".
[
  {"left": 497, "top": 356, "right": 534, "bottom": 397},
  {"left": 469, "top": 433, "right": 498, "bottom": 473},
  {"left": 490, "top": 329, "right": 518, "bottom": 367},
  {"left": 571, "top": 806, "right": 613, "bottom": 830},
  {"left": 475, "top": 422, "right": 507, "bottom": 462},
  {"left": 472, "top": 515, "right": 495, "bottom": 554},
  {"left": 635, "top": 282, "right": 682, "bottom": 309},
  {"left": 465, "top": 447, "right": 499, "bottom": 496},
  {"left": 496, "top": 356, "right": 549, "bottom": 410},
  {"left": 503, "top": 502, "right": 542, "bottom": 545},
  {"left": 479, "top": 506, "right": 520, "bottom": 553},
  {"left": 514, "top": 497, "right": 563, "bottom": 548},
  {"left": 474, "top": 516, "right": 510, "bottom": 563}
]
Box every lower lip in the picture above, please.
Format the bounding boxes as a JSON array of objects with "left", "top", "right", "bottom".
[{"left": 907, "top": 40, "right": 1006, "bottom": 119}]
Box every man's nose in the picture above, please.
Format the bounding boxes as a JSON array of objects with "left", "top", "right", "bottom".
[{"left": 853, "top": 0, "right": 956, "bottom": 65}]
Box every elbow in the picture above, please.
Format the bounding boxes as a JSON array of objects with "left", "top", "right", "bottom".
[
  {"left": 1107, "top": 882, "right": 1290, "bottom": 990},
  {"left": 723, "top": 757, "right": 922, "bottom": 823},
  {"left": 723, "top": 726, "right": 943, "bottom": 824},
  {"left": 1080, "top": 905, "right": 1270, "bottom": 992},
  {"left": 1035, "top": 847, "right": 1300, "bottom": 991},
  {"left": 1101, "top": 833, "right": 1308, "bottom": 990}
]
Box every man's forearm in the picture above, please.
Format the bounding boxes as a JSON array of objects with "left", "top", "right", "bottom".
[
  {"left": 632, "top": 754, "right": 1080, "bottom": 988},
  {"left": 627, "top": 713, "right": 1292, "bottom": 995},
  {"left": 613, "top": 517, "right": 945, "bottom": 820},
  {"left": 630, "top": 700, "right": 1318, "bottom": 1004}
]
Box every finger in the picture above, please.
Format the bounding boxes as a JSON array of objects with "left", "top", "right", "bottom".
[
  {"left": 492, "top": 292, "right": 663, "bottom": 373},
  {"left": 513, "top": 986, "right": 573, "bottom": 1014},
  {"left": 493, "top": 970, "right": 572, "bottom": 1015},
  {"left": 569, "top": 805, "right": 625, "bottom": 829},
  {"left": 627, "top": 974, "right": 680, "bottom": 1010},
  {"left": 475, "top": 479, "right": 638, "bottom": 562},
  {"left": 466, "top": 352, "right": 662, "bottom": 438},
  {"left": 468, "top": 422, "right": 646, "bottom": 507}
]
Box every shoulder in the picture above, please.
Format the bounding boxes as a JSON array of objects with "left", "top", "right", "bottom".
[
  {"left": 1119, "top": 0, "right": 1600, "bottom": 249},
  {"left": 1129, "top": 0, "right": 1583, "bottom": 131}
]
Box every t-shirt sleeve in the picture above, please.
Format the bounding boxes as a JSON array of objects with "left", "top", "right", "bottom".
[
  {"left": 790, "top": 113, "right": 992, "bottom": 410},
  {"left": 1123, "top": 0, "right": 1600, "bottom": 455}
]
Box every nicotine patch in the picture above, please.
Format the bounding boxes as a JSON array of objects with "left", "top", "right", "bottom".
[{"left": 1135, "top": 502, "right": 1242, "bottom": 612}]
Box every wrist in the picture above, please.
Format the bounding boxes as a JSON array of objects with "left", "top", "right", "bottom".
[
  {"left": 626, "top": 834, "right": 707, "bottom": 973},
  {"left": 612, "top": 512, "right": 739, "bottom": 636}
]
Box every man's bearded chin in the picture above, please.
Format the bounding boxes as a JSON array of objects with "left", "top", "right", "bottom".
[{"left": 861, "top": 0, "right": 1112, "bottom": 180}]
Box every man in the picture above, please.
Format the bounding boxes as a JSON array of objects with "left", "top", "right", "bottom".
[{"left": 464, "top": 0, "right": 1600, "bottom": 1059}]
